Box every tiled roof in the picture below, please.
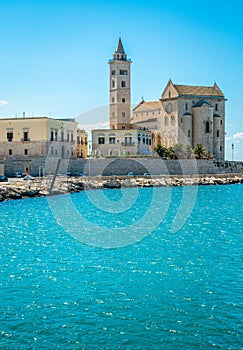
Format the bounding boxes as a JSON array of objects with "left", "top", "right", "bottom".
[
  {"left": 133, "top": 101, "right": 161, "bottom": 112},
  {"left": 174, "top": 84, "right": 224, "bottom": 97}
]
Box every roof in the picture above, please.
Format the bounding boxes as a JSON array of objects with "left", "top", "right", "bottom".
[
  {"left": 173, "top": 83, "right": 224, "bottom": 97},
  {"left": 193, "top": 100, "right": 213, "bottom": 108},
  {"left": 133, "top": 100, "right": 161, "bottom": 112},
  {"left": 114, "top": 37, "right": 125, "bottom": 55}
]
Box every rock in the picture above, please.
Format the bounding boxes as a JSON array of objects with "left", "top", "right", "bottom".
[{"left": 103, "top": 179, "right": 121, "bottom": 189}]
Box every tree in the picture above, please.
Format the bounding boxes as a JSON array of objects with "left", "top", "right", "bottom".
[
  {"left": 193, "top": 144, "right": 211, "bottom": 159},
  {"left": 153, "top": 144, "right": 168, "bottom": 158}
]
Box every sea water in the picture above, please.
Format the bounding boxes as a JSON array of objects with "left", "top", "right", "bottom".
[{"left": 0, "top": 184, "right": 242, "bottom": 349}]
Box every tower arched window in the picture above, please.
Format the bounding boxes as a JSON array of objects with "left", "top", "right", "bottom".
[
  {"left": 112, "top": 80, "right": 115, "bottom": 88},
  {"left": 205, "top": 121, "right": 210, "bottom": 133},
  {"left": 216, "top": 130, "right": 219, "bottom": 137}
]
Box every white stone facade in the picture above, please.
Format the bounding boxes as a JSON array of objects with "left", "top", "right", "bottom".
[{"left": 92, "top": 129, "right": 151, "bottom": 157}]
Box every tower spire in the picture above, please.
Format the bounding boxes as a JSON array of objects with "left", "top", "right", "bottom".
[{"left": 113, "top": 37, "right": 127, "bottom": 61}]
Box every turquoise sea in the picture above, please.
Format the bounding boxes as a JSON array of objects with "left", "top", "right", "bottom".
[{"left": 0, "top": 184, "right": 242, "bottom": 349}]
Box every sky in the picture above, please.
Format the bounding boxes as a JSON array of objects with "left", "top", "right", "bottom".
[{"left": 0, "top": 0, "right": 243, "bottom": 160}]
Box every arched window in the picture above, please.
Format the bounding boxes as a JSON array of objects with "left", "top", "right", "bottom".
[
  {"left": 205, "top": 121, "right": 210, "bottom": 133},
  {"left": 216, "top": 130, "right": 219, "bottom": 137},
  {"left": 121, "top": 81, "right": 126, "bottom": 88},
  {"left": 112, "top": 80, "right": 115, "bottom": 88}
]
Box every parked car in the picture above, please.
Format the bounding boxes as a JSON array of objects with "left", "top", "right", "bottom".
[
  {"left": 0, "top": 175, "right": 8, "bottom": 182},
  {"left": 23, "top": 175, "right": 35, "bottom": 180},
  {"left": 15, "top": 172, "right": 26, "bottom": 178},
  {"left": 127, "top": 172, "right": 134, "bottom": 176}
]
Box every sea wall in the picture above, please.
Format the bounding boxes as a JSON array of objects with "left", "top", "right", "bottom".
[{"left": 2, "top": 157, "right": 243, "bottom": 177}]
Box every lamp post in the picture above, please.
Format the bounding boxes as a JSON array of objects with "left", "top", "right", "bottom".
[{"left": 232, "top": 143, "right": 234, "bottom": 161}]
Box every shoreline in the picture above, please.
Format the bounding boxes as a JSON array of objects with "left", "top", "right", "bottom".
[{"left": 0, "top": 173, "right": 242, "bottom": 202}]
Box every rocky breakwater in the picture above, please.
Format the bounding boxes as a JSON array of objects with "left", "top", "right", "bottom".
[{"left": 0, "top": 174, "right": 242, "bottom": 203}]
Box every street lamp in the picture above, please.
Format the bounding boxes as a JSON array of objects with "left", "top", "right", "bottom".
[{"left": 232, "top": 143, "right": 234, "bottom": 161}]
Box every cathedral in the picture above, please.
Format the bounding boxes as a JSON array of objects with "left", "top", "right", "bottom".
[{"left": 92, "top": 38, "right": 226, "bottom": 160}]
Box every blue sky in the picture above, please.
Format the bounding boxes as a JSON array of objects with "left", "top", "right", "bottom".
[{"left": 0, "top": 0, "right": 243, "bottom": 160}]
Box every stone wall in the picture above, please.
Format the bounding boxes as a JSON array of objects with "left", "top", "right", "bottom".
[{"left": 3, "top": 157, "right": 243, "bottom": 177}]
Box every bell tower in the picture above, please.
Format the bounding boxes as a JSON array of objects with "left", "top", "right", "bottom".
[{"left": 109, "top": 38, "right": 132, "bottom": 130}]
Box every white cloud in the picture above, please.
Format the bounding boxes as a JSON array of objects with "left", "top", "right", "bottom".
[
  {"left": 0, "top": 100, "right": 8, "bottom": 106},
  {"left": 233, "top": 132, "right": 243, "bottom": 142}
]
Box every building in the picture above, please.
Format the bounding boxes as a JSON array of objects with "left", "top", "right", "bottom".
[
  {"left": 92, "top": 129, "right": 151, "bottom": 157},
  {"left": 130, "top": 80, "right": 226, "bottom": 159},
  {"left": 0, "top": 116, "right": 77, "bottom": 160},
  {"left": 92, "top": 38, "right": 226, "bottom": 159},
  {"left": 160, "top": 80, "right": 226, "bottom": 159},
  {"left": 76, "top": 129, "right": 88, "bottom": 158},
  {"left": 92, "top": 38, "right": 152, "bottom": 157}
]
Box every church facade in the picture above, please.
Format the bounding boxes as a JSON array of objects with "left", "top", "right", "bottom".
[{"left": 92, "top": 38, "right": 226, "bottom": 160}]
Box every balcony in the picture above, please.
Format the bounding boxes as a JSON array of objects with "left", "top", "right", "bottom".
[{"left": 21, "top": 138, "right": 30, "bottom": 142}]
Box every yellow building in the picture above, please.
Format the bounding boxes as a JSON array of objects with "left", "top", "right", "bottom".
[
  {"left": 0, "top": 116, "right": 77, "bottom": 160},
  {"left": 76, "top": 129, "right": 88, "bottom": 158}
]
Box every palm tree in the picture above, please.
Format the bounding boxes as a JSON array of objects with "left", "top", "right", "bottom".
[
  {"left": 171, "top": 143, "right": 185, "bottom": 159},
  {"left": 153, "top": 144, "right": 168, "bottom": 158},
  {"left": 185, "top": 144, "right": 194, "bottom": 159},
  {"left": 193, "top": 144, "right": 211, "bottom": 159}
]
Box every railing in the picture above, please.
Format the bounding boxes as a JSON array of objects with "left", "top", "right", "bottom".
[{"left": 21, "top": 138, "right": 30, "bottom": 142}]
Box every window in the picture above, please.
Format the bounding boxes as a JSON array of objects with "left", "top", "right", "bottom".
[
  {"left": 77, "top": 136, "right": 80, "bottom": 144},
  {"left": 164, "top": 117, "right": 169, "bottom": 126},
  {"left": 9, "top": 149, "right": 12, "bottom": 156},
  {"left": 51, "top": 147, "right": 53, "bottom": 155},
  {"left": 55, "top": 149, "right": 58, "bottom": 155},
  {"left": 220, "top": 119, "right": 223, "bottom": 125},
  {"left": 143, "top": 137, "right": 145, "bottom": 144},
  {"left": 188, "top": 129, "right": 191, "bottom": 138},
  {"left": 112, "top": 97, "right": 115, "bottom": 103},
  {"left": 122, "top": 112, "right": 125, "bottom": 117},
  {"left": 185, "top": 103, "right": 188, "bottom": 110},
  {"left": 120, "top": 70, "right": 128, "bottom": 75},
  {"left": 138, "top": 136, "right": 141, "bottom": 143},
  {"left": 216, "top": 130, "right": 219, "bottom": 137},
  {"left": 122, "top": 125, "right": 125, "bottom": 130},
  {"left": 125, "top": 137, "right": 132, "bottom": 146},
  {"left": 67, "top": 133, "right": 70, "bottom": 142},
  {"left": 171, "top": 116, "right": 175, "bottom": 125},
  {"left": 122, "top": 98, "right": 126, "bottom": 103},
  {"left": 168, "top": 91, "right": 171, "bottom": 98},
  {"left": 109, "top": 137, "right": 115, "bottom": 144},
  {"left": 50, "top": 131, "right": 54, "bottom": 141},
  {"left": 205, "top": 121, "right": 210, "bottom": 133},
  {"left": 111, "top": 70, "right": 116, "bottom": 75},
  {"left": 61, "top": 131, "right": 64, "bottom": 142},
  {"left": 112, "top": 80, "right": 115, "bottom": 88},
  {"left": 149, "top": 139, "right": 151, "bottom": 145},
  {"left": 220, "top": 146, "right": 222, "bottom": 151},
  {"left": 7, "top": 132, "right": 13, "bottom": 142},
  {"left": 181, "top": 118, "right": 183, "bottom": 123},
  {"left": 24, "top": 149, "right": 28, "bottom": 156},
  {"left": 98, "top": 137, "right": 105, "bottom": 144},
  {"left": 55, "top": 130, "right": 58, "bottom": 141},
  {"left": 121, "top": 81, "right": 126, "bottom": 88},
  {"left": 71, "top": 133, "right": 74, "bottom": 143},
  {"left": 112, "top": 112, "right": 115, "bottom": 117},
  {"left": 215, "top": 103, "right": 218, "bottom": 111},
  {"left": 23, "top": 131, "right": 29, "bottom": 141}
]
